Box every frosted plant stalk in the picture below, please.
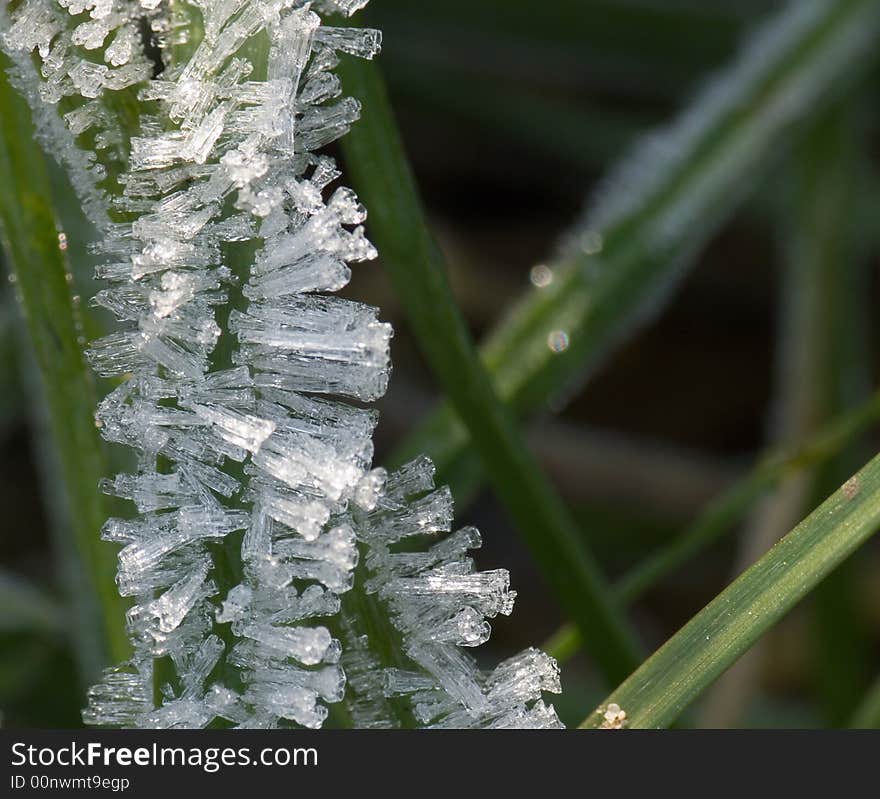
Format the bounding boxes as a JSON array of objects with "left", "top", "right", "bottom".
[{"left": 0, "top": 0, "right": 564, "bottom": 728}]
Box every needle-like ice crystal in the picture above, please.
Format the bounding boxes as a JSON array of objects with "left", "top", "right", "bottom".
[{"left": 1, "top": 0, "right": 563, "bottom": 729}]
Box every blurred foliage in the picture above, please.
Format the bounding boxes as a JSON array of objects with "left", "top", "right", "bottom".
[{"left": 2, "top": 0, "right": 880, "bottom": 728}]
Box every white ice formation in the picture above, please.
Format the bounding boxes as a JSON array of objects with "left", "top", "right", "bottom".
[{"left": 0, "top": 0, "right": 563, "bottom": 729}]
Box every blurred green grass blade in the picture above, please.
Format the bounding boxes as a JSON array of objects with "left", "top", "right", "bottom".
[
  {"left": 779, "top": 103, "right": 873, "bottom": 725},
  {"left": 0, "top": 62, "right": 128, "bottom": 671},
  {"left": 338, "top": 53, "right": 642, "bottom": 684},
  {"left": 545, "top": 389, "right": 880, "bottom": 662},
  {"left": 45, "top": 161, "right": 111, "bottom": 345},
  {"left": 698, "top": 99, "right": 871, "bottom": 728},
  {"left": 580, "top": 454, "right": 880, "bottom": 729},
  {"left": 542, "top": 624, "right": 584, "bottom": 665},
  {"left": 393, "top": 0, "right": 880, "bottom": 498},
  {"left": 0, "top": 569, "right": 63, "bottom": 636},
  {"left": 850, "top": 676, "right": 880, "bottom": 728}
]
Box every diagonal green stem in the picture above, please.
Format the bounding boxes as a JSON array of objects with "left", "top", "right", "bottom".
[
  {"left": 580, "top": 453, "right": 880, "bottom": 729},
  {"left": 338, "top": 52, "right": 642, "bottom": 684}
]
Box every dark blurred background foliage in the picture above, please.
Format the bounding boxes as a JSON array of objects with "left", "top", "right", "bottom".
[{"left": 2, "top": 0, "right": 880, "bottom": 728}]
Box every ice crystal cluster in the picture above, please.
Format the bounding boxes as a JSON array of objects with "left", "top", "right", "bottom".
[{"left": 0, "top": 0, "right": 563, "bottom": 729}]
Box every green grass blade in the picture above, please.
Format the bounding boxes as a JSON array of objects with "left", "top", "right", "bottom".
[
  {"left": 338, "top": 53, "right": 642, "bottom": 684},
  {"left": 580, "top": 454, "right": 880, "bottom": 729},
  {"left": 545, "top": 389, "right": 880, "bottom": 662},
  {"left": 0, "top": 62, "right": 128, "bottom": 672},
  {"left": 392, "top": 0, "right": 880, "bottom": 498}
]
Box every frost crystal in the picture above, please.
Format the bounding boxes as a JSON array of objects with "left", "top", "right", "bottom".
[{"left": 1, "top": 0, "right": 563, "bottom": 729}]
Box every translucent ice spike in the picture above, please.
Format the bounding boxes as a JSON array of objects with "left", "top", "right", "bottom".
[
  {"left": 188, "top": 402, "right": 276, "bottom": 453},
  {"left": 275, "top": 524, "right": 358, "bottom": 570},
  {"left": 314, "top": 26, "right": 382, "bottom": 59},
  {"left": 250, "top": 584, "right": 341, "bottom": 626},
  {"left": 485, "top": 648, "right": 563, "bottom": 706},
  {"left": 242, "top": 681, "right": 326, "bottom": 729},
  {"left": 484, "top": 701, "right": 565, "bottom": 730},
  {"left": 239, "top": 623, "right": 335, "bottom": 666},
  {"left": 82, "top": 663, "right": 153, "bottom": 728},
  {"left": 382, "top": 455, "right": 437, "bottom": 502},
  {"left": 127, "top": 556, "right": 214, "bottom": 635},
  {"left": 234, "top": 655, "right": 345, "bottom": 707},
  {"left": 427, "top": 650, "right": 564, "bottom": 730},
  {"left": 254, "top": 382, "right": 378, "bottom": 440},
  {"left": 117, "top": 506, "right": 248, "bottom": 575},
  {"left": 239, "top": 347, "right": 391, "bottom": 402},
  {"left": 105, "top": 23, "right": 138, "bottom": 66},
  {"left": 64, "top": 99, "right": 109, "bottom": 134},
  {"left": 140, "top": 697, "right": 216, "bottom": 729},
  {"left": 251, "top": 430, "right": 362, "bottom": 500},
  {"left": 91, "top": 284, "right": 151, "bottom": 321},
  {"left": 382, "top": 668, "right": 437, "bottom": 698},
  {"left": 297, "top": 96, "right": 363, "bottom": 152},
  {"left": 86, "top": 330, "right": 149, "bottom": 377},
  {"left": 116, "top": 551, "right": 201, "bottom": 598},
  {"left": 298, "top": 70, "right": 342, "bottom": 107},
  {"left": 246, "top": 483, "right": 330, "bottom": 540},
  {"left": 175, "top": 366, "right": 256, "bottom": 411},
  {"left": 364, "top": 526, "right": 481, "bottom": 585},
  {"left": 382, "top": 568, "right": 517, "bottom": 619},
  {"left": 150, "top": 271, "right": 225, "bottom": 319},
  {"left": 272, "top": 525, "right": 359, "bottom": 592},
  {"left": 180, "top": 635, "right": 226, "bottom": 699},
  {"left": 244, "top": 254, "right": 351, "bottom": 298},
  {"left": 100, "top": 471, "right": 195, "bottom": 513},
  {"left": 361, "top": 487, "right": 455, "bottom": 544},
  {"left": 405, "top": 642, "right": 488, "bottom": 715},
  {"left": 420, "top": 607, "right": 491, "bottom": 648},
  {"left": 240, "top": 505, "right": 271, "bottom": 562},
  {"left": 313, "top": 0, "right": 370, "bottom": 17}
]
